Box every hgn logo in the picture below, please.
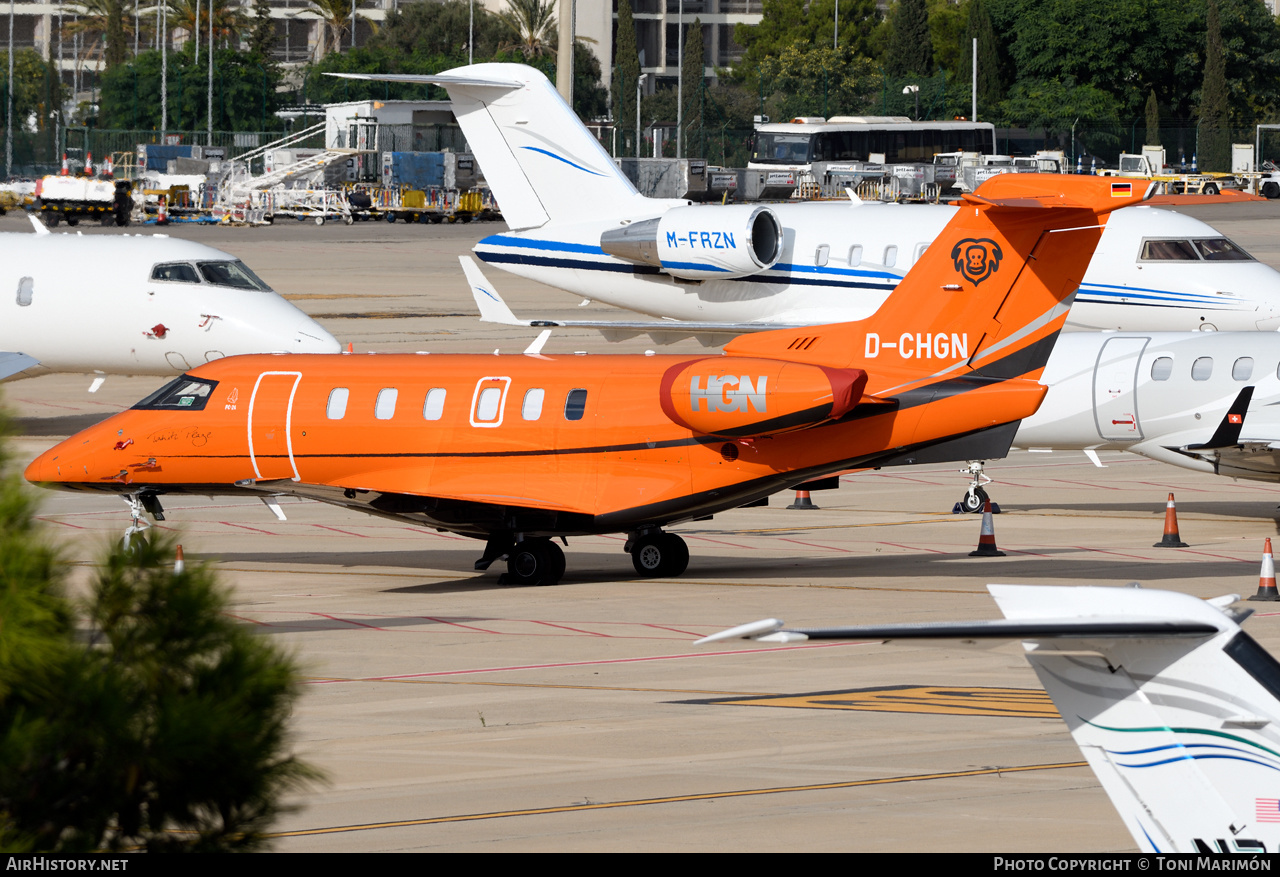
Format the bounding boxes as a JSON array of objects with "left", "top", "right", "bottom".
[
  {"left": 951, "top": 237, "right": 1003, "bottom": 286},
  {"left": 690, "top": 375, "right": 768, "bottom": 414}
]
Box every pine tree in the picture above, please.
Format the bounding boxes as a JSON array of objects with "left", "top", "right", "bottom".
[
  {"left": 104, "top": 0, "right": 127, "bottom": 69},
  {"left": 681, "top": 17, "right": 705, "bottom": 159},
  {"left": 885, "top": 0, "right": 933, "bottom": 79},
  {"left": 1145, "top": 89, "right": 1161, "bottom": 148},
  {"left": 613, "top": 0, "right": 640, "bottom": 155},
  {"left": 1200, "top": 0, "right": 1230, "bottom": 172}
]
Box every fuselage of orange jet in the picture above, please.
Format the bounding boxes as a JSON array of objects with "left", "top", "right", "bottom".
[{"left": 26, "top": 175, "right": 1152, "bottom": 584}]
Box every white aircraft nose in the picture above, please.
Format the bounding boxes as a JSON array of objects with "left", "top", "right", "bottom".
[{"left": 294, "top": 321, "right": 341, "bottom": 353}]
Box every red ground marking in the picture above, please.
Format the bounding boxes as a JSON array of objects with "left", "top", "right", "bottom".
[
  {"left": 420, "top": 616, "right": 505, "bottom": 634},
  {"left": 1070, "top": 546, "right": 1152, "bottom": 560},
  {"left": 1138, "top": 481, "right": 1212, "bottom": 493},
  {"left": 529, "top": 620, "right": 612, "bottom": 637},
  {"left": 1049, "top": 479, "right": 1120, "bottom": 490},
  {"left": 221, "top": 521, "right": 278, "bottom": 535},
  {"left": 641, "top": 623, "right": 709, "bottom": 636},
  {"left": 40, "top": 518, "right": 89, "bottom": 529},
  {"left": 314, "top": 613, "right": 386, "bottom": 630},
  {"left": 682, "top": 534, "right": 758, "bottom": 549},
  {"left": 305, "top": 640, "right": 861, "bottom": 683},
  {"left": 779, "top": 538, "right": 853, "bottom": 553},
  {"left": 312, "top": 524, "right": 368, "bottom": 537},
  {"left": 1176, "top": 549, "right": 1253, "bottom": 563},
  {"left": 877, "top": 541, "right": 950, "bottom": 555}
]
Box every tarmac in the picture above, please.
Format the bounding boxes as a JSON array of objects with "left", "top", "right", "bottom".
[{"left": 5, "top": 200, "right": 1280, "bottom": 852}]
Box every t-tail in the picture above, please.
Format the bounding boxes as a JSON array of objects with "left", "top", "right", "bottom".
[
  {"left": 699, "top": 583, "right": 1280, "bottom": 854},
  {"left": 726, "top": 175, "right": 1156, "bottom": 391},
  {"left": 327, "top": 63, "right": 660, "bottom": 230}
]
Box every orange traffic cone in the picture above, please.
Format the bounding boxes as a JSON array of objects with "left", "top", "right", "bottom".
[
  {"left": 85, "top": 150, "right": 94, "bottom": 175},
  {"left": 968, "top": 500, "right": 1006, "bottom": 557},
  {"left": 787, "top": 490, "right": 818, "bottom": 510},
  {"left": 104, "top": 154, "right": 114, "bottom": 178},
  {"left": 174, "top": 544, "right": 185, "bottom": 575},
  {"left": 156, "top": 194, "right": 169, "bottom": 225},
  {"left": 1250, "top": 538, "right": 1279, "bottom": 602},
  {"left": 60, "top": 153, "right": 69, "bottom": 175},
  {"left": 1153, "top": 493, "right": 1189, "bottom": 548}
]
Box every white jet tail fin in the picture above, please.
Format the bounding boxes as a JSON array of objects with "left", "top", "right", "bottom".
[
  {"left": 700, "top": 584, "right": 1280, "bottom": 853},
  {"left": 329, "top": 64, "right": 643, "bottom": 230}
]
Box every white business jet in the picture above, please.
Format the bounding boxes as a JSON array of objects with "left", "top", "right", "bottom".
[
  {"left": 331, "top": 63, "right": 1280, "bottom": 336},
  {"left": 700, "top": 583, "right": 1280, "bottom": 854},
  {"left": 0, "top": 218, "right": 340, "bottom": 385}
]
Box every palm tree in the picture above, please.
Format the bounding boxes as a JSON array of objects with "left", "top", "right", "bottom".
[
  {"left": 497, "top": 0, "right": 556, "bottom": 59},
  {"left": 303, "top": 0, "right": 378, "bottom": 59},
  {"left": 60, "top": 0, "right": 147, "bottom": 68},
  {"left": 162, "top": 0, "right": 246, "bottom": 49}
]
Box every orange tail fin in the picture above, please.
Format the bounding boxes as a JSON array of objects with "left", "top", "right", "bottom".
[{"left": 726, "top": 175, "right": 1153, "bottom": 391}]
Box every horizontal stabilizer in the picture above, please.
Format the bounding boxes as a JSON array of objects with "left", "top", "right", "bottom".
[
  {"left": 0, "top": 352, "right": 39, "bottom": 381},
  {"left": 325, "top": 71, "right": 525, "bottom": 90}
]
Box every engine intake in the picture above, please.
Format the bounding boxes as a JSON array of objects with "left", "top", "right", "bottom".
[{"left": 600, "top": 205, "right": 783, "bottom": 280}]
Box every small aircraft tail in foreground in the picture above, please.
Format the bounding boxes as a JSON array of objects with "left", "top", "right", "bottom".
[{"left": 699, "top": 584, "right": 1280, "bottom": 854}]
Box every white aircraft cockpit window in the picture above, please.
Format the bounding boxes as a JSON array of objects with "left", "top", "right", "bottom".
[
  {"left": 1150, "top": 357, "right": 1174, "bottom": 381},
  {"left": 375, "top": 388, "right": 398, "bottom": 420},
  {"left": 197, "top": 261, "right": 273, "bottom": 290},
  {"left": 814, "top": 245, "right": 830, "bottom": 267},
  {"left": 883, "top": 246, "right": 898, "bottom": 268},
  {"left": 16, "top": 276, "right": 33, "bottom": 307},
  {"left": 1194, "top": 239, "right": 1254, "bottom": 261},
  {"left": 1233, "top": 357, "right": 1255, "bottom": 381},
  {"left": 1191, "top": 356, "right": 1214, "bottom": 381},
  {"left": 151, "top": 262, "right": 201, "bottom": 283},
  {"left": 564, "top": 389, "right": 588, "bottom": 421},
  {"left": 1140, "top": 240, "right": 1199, "bottom": 261},
  {"left": 423, "top": 388, "right": 447, "bottom": 420},
  {"left": 326, "top": 388, "right": 349, "bottom": 420},
  {"left": 847, "top": 245, "right": 863, "bottom": 267},
  {"left": 522, "top": 388, "right": 545, "bottom": 421}
]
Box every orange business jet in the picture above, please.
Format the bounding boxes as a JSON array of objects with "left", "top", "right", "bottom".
[{"left": 26, "top": 176, "right": 1152, "bottom": 585}]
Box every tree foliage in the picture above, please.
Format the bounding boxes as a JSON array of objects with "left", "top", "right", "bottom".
[
  {"left": 370, "top": 0, "right": 506, "bottom": 60},
  {"left": 885, "top": 0, "right": 934, "bottom": 78},
  {"left": 0, "top": 50, "right": 61, "bottom": 132},
  {"left": 736, "top": 0, "right": 882, "bottom": 75},
  {"left": 613, "top": 0, "right": 640, "bottom": 147},
  {"left": 0, "top": 428, "right": 317, "bottom": 852},
  {"left": 1199, "top": 0, "right": 1230, "bottom": 171}
]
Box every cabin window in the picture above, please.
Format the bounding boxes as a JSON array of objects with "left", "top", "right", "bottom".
[
  {"left": 16, "top": 276, "right": 32, "bottom": 307},
  {"left": 469, "top": 377, "right": 511, "bottom": 427},
  {"left": 1150, "top": 357, "right": 1173, "bottom": 381},
  {"left": 151, "top": 262, "right": 201, "bottom": 283},
  {"left": 913, "top": 242, "right": 928, "bottom": 264},
  {"left": 883, "top": 245, "right": 897, "bottom": 268},
  {"left": 564, "top": 389, "right": 588, "bottom": 421},
  {"left": 132, "top": 375, "right": 217, "bottom": 411},
  {"left": 1194, "top": 239, "right": 1253, "bottom": 261},
  {"left": 847, "top": 245, "right": 863, "bottom": 267},
  {"left": 1191, "top": 356, "right": 1214, "bottom": 381},
  {"left": 1233, "top": 357, "right": 1255, "bottom": 381},
  {"left": 814, "top": 245, "right": 829, "bottom": 267},
  {"left": 326, "top": 388, "right": 349, "bottom": 419},
  {"left": 423, "top": 388, "right": 447, "bottom": 420},
  {"left": 522, "top": 388, "right": 545, "bottom": 421},
  {"left": 375, "top": 388, "right": 398, "bottom": 420}
]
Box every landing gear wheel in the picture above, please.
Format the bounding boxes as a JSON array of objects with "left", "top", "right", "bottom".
[
  {"left": 960, "top": 486, "right": 989, "bottom": 514},
  {"left": 503, "top": 539, "right": 564, "bottom": 586},
  {"left": 122, "top": 532, "right": 149, "bottom": 555},
  {"left": 631, "top": 533, "right": 689, "bottom": 577}
]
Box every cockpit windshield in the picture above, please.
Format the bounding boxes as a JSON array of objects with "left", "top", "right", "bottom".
[
  {"left": 1139, "top": 238, "right": 1255, "bottom": 262},
  {"left": 150, "top": 260, "right": 273, "bottom": 290},
  {"left": 132, "top": 375, "right": 218, "bottom": 410}
]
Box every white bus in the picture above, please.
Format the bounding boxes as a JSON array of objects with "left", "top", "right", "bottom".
[{"left": 749, "top": 116, "right": 998, "bottom": 172}]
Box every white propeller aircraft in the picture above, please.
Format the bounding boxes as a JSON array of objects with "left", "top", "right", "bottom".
[
  {"left": 698, "top": 583, "right": 1280, "bottom": 854},
  {"left": 0, "top": 218, "right": 340, "bottom": 385},
  {"left": 331, "top": 63, "right": 1280, "bottom": 337}
]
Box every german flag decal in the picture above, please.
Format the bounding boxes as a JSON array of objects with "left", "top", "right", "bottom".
[{"left": 1111, "top": 181, "right": 1133, "bottom": 198}]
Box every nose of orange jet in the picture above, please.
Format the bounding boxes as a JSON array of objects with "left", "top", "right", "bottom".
[{"left": 24, "top": 441, "right": 68, "bottom": 487}]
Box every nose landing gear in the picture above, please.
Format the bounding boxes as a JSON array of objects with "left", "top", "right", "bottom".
[{"left": 956, "top": 461, "right": 994, "bottom": 514}]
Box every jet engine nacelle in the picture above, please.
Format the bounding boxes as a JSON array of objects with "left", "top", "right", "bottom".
[
  {"left": 660, "top": 357, "right": 867, "bottom": 438},
  {"left": 600, "top": 205, "right": 783, "bottom": 280}
]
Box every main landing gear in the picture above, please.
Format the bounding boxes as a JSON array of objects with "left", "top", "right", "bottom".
[
  {"left": 626, "top": 530, "right": 690, "bottom": 578},
  {"left": 476, "top": 529, "right": 692, "bottom": 586}
]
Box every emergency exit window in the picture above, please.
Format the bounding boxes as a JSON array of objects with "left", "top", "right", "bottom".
[{"left": 1150, "top": 357, "right": 1173, "bottom": 381}]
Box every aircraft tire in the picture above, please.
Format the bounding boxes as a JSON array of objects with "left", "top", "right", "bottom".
[
  {"left": 960, "top": 486, "right": 989, "bottom": 514},
  {"left": 505, "top": 539, "right": 562, "bottom": 586},
  {"left": 631, "top": 533, "right": 689, "bottom": 577}
]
